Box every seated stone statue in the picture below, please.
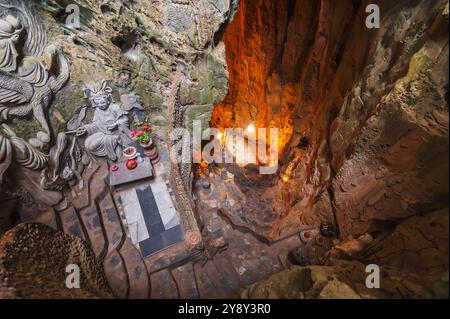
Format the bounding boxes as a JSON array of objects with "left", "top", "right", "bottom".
[{"left": 76, "top": 81, "right": 132, "bottom": 161}]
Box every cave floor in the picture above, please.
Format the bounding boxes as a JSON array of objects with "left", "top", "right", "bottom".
[
  {"left": 145, "top": 196, "right": 331, "bottom": 298},
  {"left": 20, "top": 140, "right": 331, "bottom": 298},
  {"left": 194, "top": 163, "right": 307, "bottom": 240}
]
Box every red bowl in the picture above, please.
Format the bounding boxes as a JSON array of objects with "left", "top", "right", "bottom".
[{"left": 125, "top": 159, "right": 138, "bottom": 170}]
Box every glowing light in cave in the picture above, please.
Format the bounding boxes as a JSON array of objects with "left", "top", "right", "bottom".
[
  {"left": 269, "top": 159, "right": 278, "bottom": 168},
  {"left": 246, "top": 124, "right": 255, "bottom": 134},
  {"left": 216, "top": 131, "right": 225, "bottom": 145},
  {"left": 258, "top": 154, "right": 278, "bottom": 168},
  {"left": 280, "top": 158, "right": 298, "bottom": 183}
]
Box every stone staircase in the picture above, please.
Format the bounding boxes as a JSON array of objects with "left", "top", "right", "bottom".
[{"left": 56, "top": 160, "right": 150, "bottom": 298}]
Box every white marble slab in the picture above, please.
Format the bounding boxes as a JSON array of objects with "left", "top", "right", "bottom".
[
  {"left": 119, "top": 188, "right": 149, "bottom": 244},
  {"left": 150, "top": 181, "right": 180, "bottom": 230}
]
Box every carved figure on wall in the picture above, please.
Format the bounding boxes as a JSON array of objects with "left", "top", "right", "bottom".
[
  {"left": 0, "top": 2, "right": 71, "bottom": 207},
  {"left": 121, "top": 92, "right": 144, "bottom": 122},
  {"left": 0, "top": 14, "right": 22, "bottom": 72},
  {"left": 0, "top": 2, "right": 69, "bottom": 137},
  {"left": 74, "top": 81, "right": 132, "bottom": 162}
]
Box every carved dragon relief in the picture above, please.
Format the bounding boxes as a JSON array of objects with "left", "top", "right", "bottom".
[{"left": 0, "top": 2, "right": 71, "bottom": 206}]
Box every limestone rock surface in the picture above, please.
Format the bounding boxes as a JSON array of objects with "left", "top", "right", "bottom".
[{"left": 0, "top": 222, "right": 114, "bottom": 298}]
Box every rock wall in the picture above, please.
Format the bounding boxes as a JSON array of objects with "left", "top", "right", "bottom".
[
  {"left": 40, "top": 0, "right": 237, "bottom": 133},
  {"left": 212, "top": 0, "right": 448, "bottom": 297},
  {"left": 330, "top": 1, "right": 449, "bottom": 237},
  {"left": 212, "top": 0, "right": 449, "bottom": 239},
  {"left": 242, "top": 208, "right": 449, "bottom": 299}
]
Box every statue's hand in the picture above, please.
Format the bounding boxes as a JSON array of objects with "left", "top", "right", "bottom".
[
  {"left": 75, "top": 126, "right": 87, "bottom": 137},
  {"left": 107, "top": 123, "right": 118, "bottom": 131},
  {"left": 43, "top": 45, "right": 58, "bottom": 70}
]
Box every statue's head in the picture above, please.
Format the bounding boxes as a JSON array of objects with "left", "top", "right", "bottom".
[
  {"left": 0, "top": 15, "right": 23, "bottom": 72},
  {"left": 84, "top": 80, "right": 113, "bottom": 111}
]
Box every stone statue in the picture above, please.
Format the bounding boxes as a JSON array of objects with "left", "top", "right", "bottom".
[{"left": 75, "top": 81, "right": 132, "bottom": 162}]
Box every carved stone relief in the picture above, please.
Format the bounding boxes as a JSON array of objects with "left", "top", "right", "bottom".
[
  {"left": 73, "top": 80, "right": 133, "bottom": 162},
  {"left": 0, "top": 2, "right": 70, "bottom": 206}
]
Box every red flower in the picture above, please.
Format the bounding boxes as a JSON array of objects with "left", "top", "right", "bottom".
[
  {"left": 139, "top": 125, "right": 152, "bottom": 131},
  {"left": 131, "top": 118, "right": 153, "bottom": 140}
]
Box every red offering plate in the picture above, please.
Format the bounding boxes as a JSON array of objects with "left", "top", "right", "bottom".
[{"left": 125, "top": 159, "right": 138, "bottom": 170}]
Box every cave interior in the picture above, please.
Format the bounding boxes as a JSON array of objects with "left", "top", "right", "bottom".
[{"left": 0, "top": 0, "right": 448, "bottom": 299}]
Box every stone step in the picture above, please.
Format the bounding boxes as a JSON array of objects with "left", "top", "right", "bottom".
[
  {"left": 97, "top": 192, "right": 124, "bottom": 252},
  {"left": 58, "top": 206, "right": 87, "bottom": 241},
  {"left": 211, "top": 252, "right": 242, "bottom": 292},
  {"left": 268, "top": 233, "right": 302, "bottom": 269},
  {"left": 171, "top": 262, "right": 199, "bottom": 299},
  {"left": 119, "top": 239, "right": 151, "bottom": 299},
  {"left": 193, "top": 262, "right": 228, "bottom": 299},
  {"left": 219, "top": 229, "right": 285, "bottom": 287},
  {"left": 103, "top": 249, "right": 129, "bottom": 298},
  {"left": 202, "top": 260, "right": 239, "bottom": 298},
  {"left": 78, "top": 206, "right": 107, "bottom": 259},
  {"left": 150, "top": 268, "right": 179, "bottom": 299}
]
